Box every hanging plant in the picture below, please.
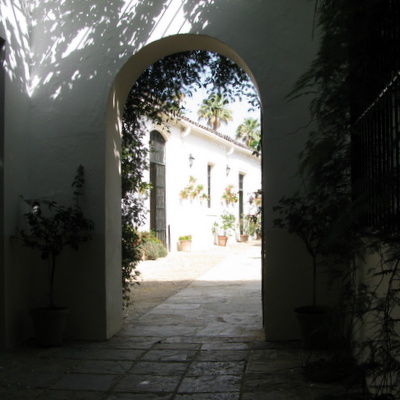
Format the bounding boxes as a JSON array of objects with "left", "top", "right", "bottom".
[
  {"left": 179, "top": 176, "right": 208, "bottom": 201},
  {"left": 200, "top": 193, "right": 209, "bottom": 201},
  {"left": 222, "top": 185, "right": 238, "bottom": 204},
  {"left": 179, "top": 189, "right": 189, "bottom": 199}
]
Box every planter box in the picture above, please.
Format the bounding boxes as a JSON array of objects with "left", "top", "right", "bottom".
[
  {"left": 294, "top": 305, "right": 332, "bottom": 349},
  {"left": 179, "top": 240, "right": 192, "bottom": 252},
  {"left": 240, "top": 234, "right": 249, "bottom": 242},
  {"left": 30, "top": 307, "right": 69, "bottom": 347}
]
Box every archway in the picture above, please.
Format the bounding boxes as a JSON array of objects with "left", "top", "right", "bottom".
[{"left": 105, "top": 34, "right": 264, "bottom": 332}]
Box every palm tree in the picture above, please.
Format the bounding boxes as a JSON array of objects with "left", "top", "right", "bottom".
[
  {"left": 236, "top": 117, "right": 261, "bottom": 150},
  {"left": 198, "top": 93, "right": 233, "bottom": 131}
]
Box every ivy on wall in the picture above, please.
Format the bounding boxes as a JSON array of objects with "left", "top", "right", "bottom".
[{"left": 281, "top": 1, "right": 400, "bottom": 396}]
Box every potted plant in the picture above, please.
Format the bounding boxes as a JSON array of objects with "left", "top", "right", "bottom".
[
  {"left": 254, "top": 213, "right": 262, "bottom": 239},
  {"left": 222, "top": 185, "right": 238, "bottom": 205},
  {"left": 179, "top": 189, "right": 189, "bottom": 199},
  {"left": 254, "top": 193, "right": 262, "bottom": 206},
  {"left": 273, "top": 189, "right": 340, "bottom": 348},
  {"left": 238, "top": 220, "right": 249, "bottom": 242},
  {"left": 213, "top": 211, "right": 236, "bottom": 246},
  {"left": 180, "top": 177, "right": 207, "bottom": 201},
  {"left": 239, "top": 213, "right": 259, "bottom": 242},
  {"left": 178, "top": 235, "right": 192, "bottom": 252},
  {"left": 19, "top": 165, "right": 94, "bottom": 346}
]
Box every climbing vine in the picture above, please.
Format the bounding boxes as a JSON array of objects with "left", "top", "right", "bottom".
[{"left": 284, "top": 1, "right": 400, "bottom": 397}]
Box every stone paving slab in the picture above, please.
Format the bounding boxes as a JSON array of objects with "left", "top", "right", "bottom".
[
  {"left": 53, "top": 373, "right": 119, "bottom": 391},
  {"left": 114, "top": 373, "right": 182, "bottom": 393},
  {"left": 178, "top": 374, "right": 242, "bottom": 393},
  {"left": 107, "top": 394, "right": 172, "bottom": 400},
  {"left": 0, "top": 241, "right": 365, "bottom": 399},
  {"left": 175, "top": 394, "right": 239, "bottom": 400}
]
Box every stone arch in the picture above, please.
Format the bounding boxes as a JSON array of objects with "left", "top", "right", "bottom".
[{"left": 104, "top": 33, "right": 263, "bottom": 331}]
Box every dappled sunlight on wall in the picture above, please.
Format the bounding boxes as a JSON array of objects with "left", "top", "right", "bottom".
[
  {"left": 2, "top": 0, "right": 221, "bottom": 102},
  {"left": 1, "top": 0, "right": 31, "bottom": 95}
]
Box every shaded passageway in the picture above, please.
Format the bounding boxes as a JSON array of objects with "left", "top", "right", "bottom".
[{"left": 0, "top": 242, "right": 361, "bottom": 399}]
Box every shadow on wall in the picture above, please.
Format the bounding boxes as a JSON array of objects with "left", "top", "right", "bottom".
[{"left": 4, "top": 0, "right": 238, "bottom": 100}]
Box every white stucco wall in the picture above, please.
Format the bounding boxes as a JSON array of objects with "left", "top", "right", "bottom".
[
  {"left": 141, "top": 117, "right": 261, "bottom": 252},
  {"left": 0, "top": 0, "right": 322, "bottom": 347},
  {"left": 1, "top": 0, "right": 35, "bottom": 347}
]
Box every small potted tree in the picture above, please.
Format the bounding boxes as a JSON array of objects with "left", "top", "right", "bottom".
[
  {"left": 178, "top": 235, "right": 192, "bottom": 251},
  {"left": 213, "top": 211, "right": 236, "bottom": 246},
  {"left": 19, "top": 165, "right": 94, "bottom": 346},
  {"left": 273, "top": 189, "right": 342, "bottom": 348}
]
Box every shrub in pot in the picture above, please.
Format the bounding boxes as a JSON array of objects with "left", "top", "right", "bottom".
[
  {"left": 213, "top": 211, "right": 235, "bottom": 246},
  {"left": 239, "top": 213, "right": 258, "bottom": 241},
  {"left": 178, "top": 235, "right": 192, "bottom": 251},
  {"left": 19, "top": 165, "right": 94, "bottom": 346},
  {"left": 139, "top": 231, "right": 168, "bottom": 260},
  {"left": 273, "top": 189, "right": 349, "bottom": 349}
]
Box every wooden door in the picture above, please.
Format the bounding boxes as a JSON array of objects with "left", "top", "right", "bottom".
[{"left": 150, "top": 131, "right": 166, "bottom": 246}]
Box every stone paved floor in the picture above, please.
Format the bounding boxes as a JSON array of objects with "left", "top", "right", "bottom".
[{"left": 0, "top": 242, "right": 362, "bottom": 399}]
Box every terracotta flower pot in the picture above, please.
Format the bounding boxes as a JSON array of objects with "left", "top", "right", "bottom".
[
  {"left": 179, "top": 240, "right": 192, "bottom": 252},
  {"left": 294, "top": 305, "right": 332, "bottom": 349},
  {"left": 240, "top": 234, "right": 249, "bottom": 242},
  {"left": 30, "top": 307, "right": 69, "bottom": 347},
  {"left": 217, "top": 235, "right": 228, "bottom": 246}
]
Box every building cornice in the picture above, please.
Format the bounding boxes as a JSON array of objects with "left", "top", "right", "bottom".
[{"left": 173, "top": 115, "right": 257, "bottom": 158}]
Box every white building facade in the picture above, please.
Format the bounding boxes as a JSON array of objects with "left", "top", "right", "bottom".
[{"left": 141, "top": 116, "right": 261, "bottom": 251}]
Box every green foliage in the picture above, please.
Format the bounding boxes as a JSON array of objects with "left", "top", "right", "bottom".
[
  {"left": 121, "top": 125, "right": 149, "bottom": 308},
  {"left": 285, "top": 1, "right": 400, "bottom": 397},
  {"left": 240, "top": 214, "right": 259, "bottom": 236},
  {"left": 198, "top": 93, "right": 233, "bottom": 130},
  {"left": 124, "top": 51, "right": 258, "bottom": 133},
  {"left": 179, "top": 176, "right": 208, "bottom": 201},
  {"left": 179, "top": 235, "right": 192, "bottom": 241},
  {"left": 121, "top": 223, "right": 142, "bottom": 308},
  {"left": 144, "top": 242, "right": 159, "bottom": 261},
  {"left": 221, "top": 185, "right": 238, "bottom": 204},
  {"left": 213, "top": 211, "right": 236, "bottom": 237},
  {"left": 235, "top": 117, "right": 261, "bottom": 154},
  {"left": 139, "top": 231, "right": 168, "bottom": 261},
  {"left": 19, "top": 165, "right": 94, "bottom": 309},
  {"left": 353, "top": 234, "right": 400, "bottom": 399}
]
